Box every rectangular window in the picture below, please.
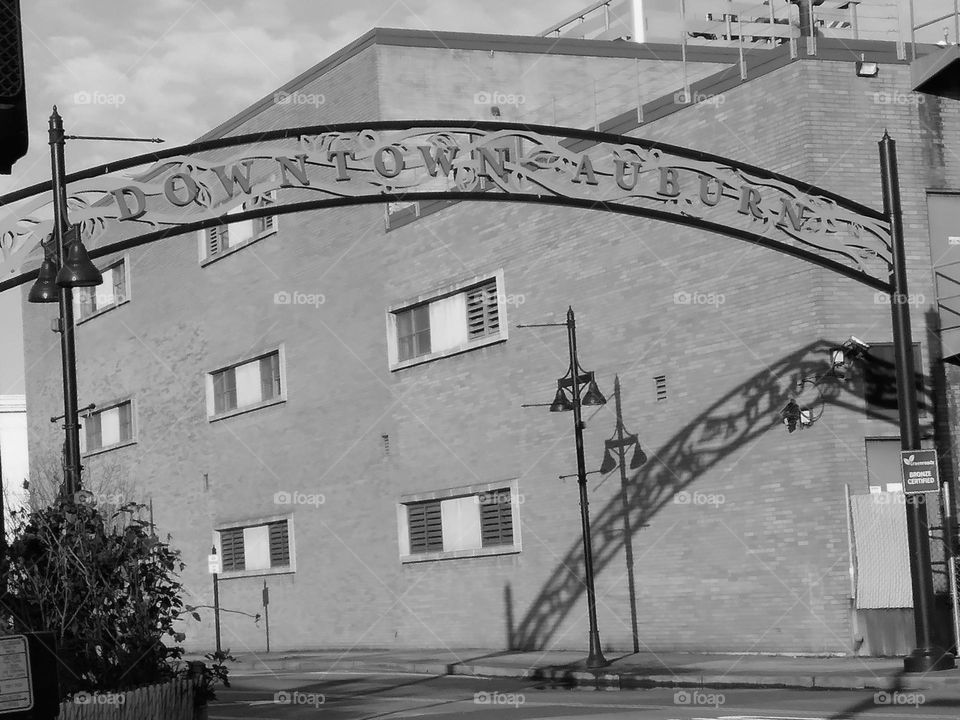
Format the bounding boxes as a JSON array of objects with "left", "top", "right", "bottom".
[
  {"left": 397, "top": 305, "right": 431, "bottom": 362},
  {"left": 217, "top": 518, "right": 292, "bottom": 575},
  {"left": 75, "top": 258, "right": 129, "bottom": 320},
  {"left": 251, "top": 190, "right": 277, "bottom": 236},
  {"left": 82, "top": 400, "right": 134, "bottom": 454},
  {"left": 407, "top": 500, "right": 443, "bottom": 553},
  {"left": 400, "top": 483, "right": 519, "bottom": 561},
  {"left": 203, "top": 191, "right": 278, "bottom": 261},
  {"left": 863, "top": 343, "right": 926, "bottom": 421},
  {"left": 390, "top": 273, "right": 506, "bottom": 368},
  {"left": 480, "top": 488, "right": 513, "bottom": 547},
  {"left": 219, "top": 527, "right": 245, "bottom": 572},
  {"left": 208, "top": 349, "right": 284, "bottom": 418},
  {"left": 466, "top": 280, "right": 499, "bottom": 339},
  {"left": 268, "top": 520, "right": 290, "bottom": 566}
]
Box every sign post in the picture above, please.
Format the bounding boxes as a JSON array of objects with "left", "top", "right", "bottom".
[
  {"left": 209, "top": 547, "right": 221, "bottom": 654},
  {"left": 0, "top": 633, "right": 59, "bottom": 719},
  {"left": 262, "top": 581, "right": 270, "bottom": 654}
]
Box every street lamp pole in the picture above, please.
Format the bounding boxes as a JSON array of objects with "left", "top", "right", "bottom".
[
  {"left": 565, "top": 307, "right": 608, "bottom": 669},
  {"left": 48, "top": 108, "right": 82, "bottom": 499},
  {"left": 880, "top": 133, "right": 955, "bottom": 672},
  {"left": 28, "top": 107, "right": 163, "bottom": 500}
]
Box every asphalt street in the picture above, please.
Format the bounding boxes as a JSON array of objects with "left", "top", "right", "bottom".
[{"left": 208, "top": 669, "right": 960, "bottom": 719}]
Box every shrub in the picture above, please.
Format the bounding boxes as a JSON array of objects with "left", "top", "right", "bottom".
[{"left": 3, "top": 497, "right": 192, "bottom": 695}]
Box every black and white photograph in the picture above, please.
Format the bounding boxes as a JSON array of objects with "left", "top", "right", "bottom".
[{"left": 1, "top": 1, "right": 960, "bottom": 718}]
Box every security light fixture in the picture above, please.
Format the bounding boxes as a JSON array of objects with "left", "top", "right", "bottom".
[
  {"left": 780, "top": 399, "right": 815, "bottom": 432},
  {"left": 856, "top": 57, "right": 879, "bottom": 77}
]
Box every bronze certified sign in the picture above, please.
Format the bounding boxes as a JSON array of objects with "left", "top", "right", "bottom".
[{"left": 901, "top": 449, "right": 941, "bottom": 495}]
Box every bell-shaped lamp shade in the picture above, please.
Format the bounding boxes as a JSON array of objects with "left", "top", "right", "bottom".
[
  {"left": 549, "top": 384, "right": 574, "bottom": 412},
  {"left": 28, "top": 258, "right": 61, "bottom": 303},
  {"left": 630, "top": 444, "right": 647, "bottom": 469},
  {"left": 56, "top": 240, "right": 103, "bottom": 288},
  {"left": 581, "top": 376, "right": 607, "bottom": 406},
  {"left": 599, "top": 447, "right": 617, "bottom": 474}
]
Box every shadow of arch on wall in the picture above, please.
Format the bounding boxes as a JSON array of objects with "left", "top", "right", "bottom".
[
  {"left": 508, "top": 339, "right": 913, "bottom": 652},
  {"left": 0, "top": 120, "right": 893, "bottom": 294}
]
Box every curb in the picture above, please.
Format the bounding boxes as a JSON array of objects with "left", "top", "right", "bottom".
[{"left": 222, "top": 656, "right": 959, "bottom": 692}]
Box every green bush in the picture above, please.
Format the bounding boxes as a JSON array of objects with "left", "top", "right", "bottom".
[{"left": 3, "top": 497, "right": 194, "bottom": 695}]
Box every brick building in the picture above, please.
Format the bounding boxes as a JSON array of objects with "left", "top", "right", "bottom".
[{"left": 18, "top": 22, "right": 960, "bottom": 657}]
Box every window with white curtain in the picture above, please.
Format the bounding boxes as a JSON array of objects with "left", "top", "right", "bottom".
[
  {"left": 389, "top": 271, "right": 506, "bottom": 368},
  {"left": 207, "top": 347, "right": 285, "bottom": 419},
  {"left": 80, "top": 400, "right": 135, "bottom": 455},
  {"left": 399, "top": 482, "right": 520, "bottom": 562}
]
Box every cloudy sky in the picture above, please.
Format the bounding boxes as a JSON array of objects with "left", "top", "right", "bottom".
[{"left": 0, "top": 0, "right": 954, "bottom": 395}]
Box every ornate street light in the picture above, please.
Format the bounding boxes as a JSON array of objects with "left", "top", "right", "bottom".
[
  {"left": 520, "top": 306, "right": 608, "bottom": 668},
  {"left": 26, "top": 107, "right": 162, "bottom": 499}
]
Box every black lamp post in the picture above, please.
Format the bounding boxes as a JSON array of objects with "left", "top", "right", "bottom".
[
  {"left": 27, "top": 107, "right": 162, "bottom": 500},
  {"left": 520, "top": 306, "right": 609, "bottom": 668},
  {"left": 27, "top": 108, "right": 103, "bottom": 500},
  {"left": 879, "top": 134, "right": 955, "bottom": 672}
]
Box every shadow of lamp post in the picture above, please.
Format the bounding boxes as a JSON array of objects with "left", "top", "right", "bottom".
[
  {"left": 27, "top": 106, "right": 162, "bottom": 500},
  {"left": 598, "top": 374, "right": 647, "bottom": 654},
  {"left": 519, "top": 306, "right": 609, "bottom": 668}
]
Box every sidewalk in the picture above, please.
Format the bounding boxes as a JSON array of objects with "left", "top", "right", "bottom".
[{"left": 189, "top": 647, "right": 960, "bottom": 692}]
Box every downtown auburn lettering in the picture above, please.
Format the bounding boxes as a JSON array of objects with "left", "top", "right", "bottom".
[{"left": 106, "top": 141, "right": 827, "bottom": 239}]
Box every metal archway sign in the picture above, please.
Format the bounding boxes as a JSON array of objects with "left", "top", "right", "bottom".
[{"left": 0, "top": 120, "right": 892, "bottom": 293}]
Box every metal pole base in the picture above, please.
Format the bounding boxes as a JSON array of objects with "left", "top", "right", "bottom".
[
  {"left": 903, "top": 647, "right": 955, "bottom": 673},
  {"left": 586, "top": 633, "right": 609, "bottom": 669}
]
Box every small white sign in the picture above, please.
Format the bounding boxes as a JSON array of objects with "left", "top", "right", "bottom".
[
  {"left": 208, "top": 554, "right": 221, "bottom": 574},
  {"left": 0, "top": 635, "right": 33, "bottom": 713}
]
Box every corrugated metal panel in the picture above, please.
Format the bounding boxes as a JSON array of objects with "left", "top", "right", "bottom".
[{"left": 851, "top": 494, "right": 912, "bottom": 609}]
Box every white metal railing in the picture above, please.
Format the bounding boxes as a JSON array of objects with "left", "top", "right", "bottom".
[
  {"left": 909, "top": 0, "right": 960, "bottom": 59},
  {"left": 540, "top": 0, "right": 618, "bottom": 38}
]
